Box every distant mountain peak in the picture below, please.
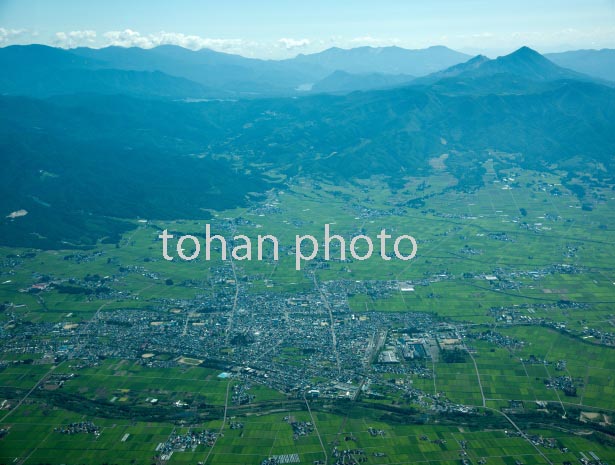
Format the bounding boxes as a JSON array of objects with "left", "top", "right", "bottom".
[
  {"left": 410, "top": 53, "right": 490, "bottom": 85},
  {"left": 546, "top": 48, "right": 615, "bottom": 82},
  {"left": 426, "top": 45, "right": 455, "bottom": 51},
  {"left": 467, "top": 54, "right": 490, "bottom": 64},
  {"left": 411, "top": 45, "right": 600, "bottom": 92},
  {"left": 512, "top": 45, "right": 538, "bottom": 54},
  {"left": 501, "top": 46, "right": 547, "bottom": 63},
  {"left": 289, "top": 45, "right": 471, "bottom": 76},
  {"left": 465, "top": 46, "right": 593, "bottom": 82}
]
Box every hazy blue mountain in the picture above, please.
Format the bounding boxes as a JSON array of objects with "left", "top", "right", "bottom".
[
  {"left": 545, "top": 49, "right": 615, "bottom": 82},
  {"left": 213, "top": 79, "right": 615, "bottom": 180},
  {"left": 410, "top": 47, "right": 605, "bottom": 95},
  {"left": 1, "top": 44, "right": 476, "bottom": 99},
  {"left": 0, "top": 43, "right": 96, "bottom": 68},
  {"left": 288, "top": 45, "right": 471, "bottom": 76},
  {"left": 71, "top": 44, "right": 327, "bottom": 95},
  {"left": 0, "top": 44, "right": 328, "bottom": 98},
  {"left": 0, "top": 44, "right": 215, "bottom": 99},
  {"left": 311, "top": 70, "right": 414, "bottom": 94},
  {"left": 464, "top": 47, "right": 590, "bottom": 81},
  {"left": 2, "top": 45, "right": 614, "bottom": 248},
  {"left": 410, "top": 54, "right": 490, "bottom": 85},
  {"left": 71, "top": 44, "right": 472, "bottom": 92}
]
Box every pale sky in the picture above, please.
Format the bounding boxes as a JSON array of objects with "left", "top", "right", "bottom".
[{"left": 1, "top": 0, "right": 614, "bottom": 58}]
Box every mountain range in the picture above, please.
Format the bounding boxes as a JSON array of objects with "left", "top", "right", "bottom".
[
  {"left": 1, "top": 44, "right": 614, "bottom": 248},
  {"left": 545, "top": 49, "right": 615, "bottom": 82},
  {"left": 0, "top": 43, "right": 467, "bottom": 98},
  {"left": 3, "top": 43, "right": 613, "bottom": 99},
  {"left": 288, "top": 45, "right": 471, "bottom": 76}
]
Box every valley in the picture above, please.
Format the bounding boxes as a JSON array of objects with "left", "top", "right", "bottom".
[
  {"left": 1, "top": 26, "right": 615, "bottom": 464},
  {"left": 1, "top": 151, "right": 614, "bottom": 464}
]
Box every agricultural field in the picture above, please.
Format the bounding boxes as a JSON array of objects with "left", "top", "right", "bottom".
[{"left": 2, "top": 155, "right": 615, "bottom": 463}]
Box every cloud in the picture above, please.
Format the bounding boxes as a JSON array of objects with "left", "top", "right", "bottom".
[
  {"left": 349, "top": 36, "right": 401, "bottom": 47},
  {"left": 102, "top": 29, "right": 155, "bottom": 48},
  {"left": 277, "top": 37, "right": 310, "bottom": 49},
  {"left": 54, "top": 30, "right": 96, "bottom": 48},
  {"left": 0, "top": 27, "right": 28, "bottom": 45},
  {"left": 101, "top": 29, "right": 248, "bottom": 53}
]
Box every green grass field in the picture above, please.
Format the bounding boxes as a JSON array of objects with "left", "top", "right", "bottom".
[{"left": 2, "top": 155, "right": 615, "bottom": 463}]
